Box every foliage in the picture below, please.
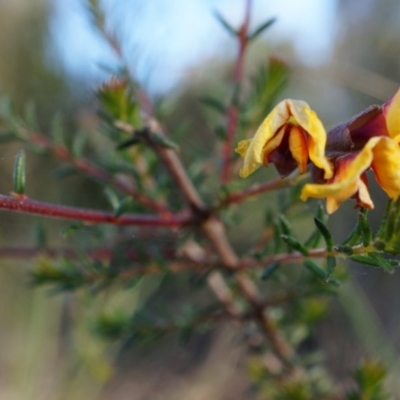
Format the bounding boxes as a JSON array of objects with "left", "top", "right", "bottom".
[{"left": 0, "top": 1, "right": 398, "bottom": 399}]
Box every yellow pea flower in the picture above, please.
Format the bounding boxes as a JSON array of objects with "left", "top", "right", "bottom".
[
  {"left": 235, "top": 100, "right": 332, "bottom": 179},
  {"left": 383, "top": 87, "right": 400, "bottom": 141},
  {"left": 301, "top": 136, "right": 400, "bottom": 214},
  {"left": 338, "top": 87, "right": 400, "bottom": 151}
]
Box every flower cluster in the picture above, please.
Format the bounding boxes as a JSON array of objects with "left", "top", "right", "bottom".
[{"left": 236, "top": 89, "right": 400, "bottom": 213}]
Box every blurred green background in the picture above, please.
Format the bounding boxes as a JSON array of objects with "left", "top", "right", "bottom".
[{"left": 0, "top": 0, "right": 400, "bottom": 398}]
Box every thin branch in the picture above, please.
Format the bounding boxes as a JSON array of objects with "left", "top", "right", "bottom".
[
  {"left": 140, "top": 124, "right": 299, "bottom": 371},
  {"left": 116, "top": 119, "right": 299, "bottom": 370},
  {"left": 0, "top": 194, "right": 188, "bottom": 227},
  {"left": 220, "top": 0, "right": 252, "bottom": 184},
  {"left": 0, "top": 246, "right": 176, "bottom": 262},
  {"left": 0, "top": 242, "right": 358, "bottom": 276},
  {"left": 216, "top": 177, "right": 292, "bottom": 209},
  {"left": 29, "top": 133, "right": 170, "bottom": 215},
  {"left": 238, "top": 246, "right": 361, "bottom": 271},
  {"left": 97, "top": 0, "right": 298, "bottom": 370}
]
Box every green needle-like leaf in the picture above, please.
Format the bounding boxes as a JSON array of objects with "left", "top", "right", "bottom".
[
  {"left": 114, "top": 197, "right": 134, "bottom": 217},
  {"left": 247, "top": 17, "right": 276, "bottom": 41},
  {"left": 60, "top": 222, "right": 86, "bottom": 238},
  {"left": 326, "top": 256, "right": 336, "bottom": 282},
  {"left": 349, "top": 252, "right": 398, "bottom": 271},
  {"left": 304, "top": 260, "right": 340, "bottom": 287},
  {"left": 200, "top": 96, "right": 227, "bottom": 114},
  {"left": 13, "top": 150, "right": 26, "bottom": 195},
  {"left": 261, "top": 262, "right": 280, "bottom": 280},
  {"left": 314, "top": 218, "right": 333, "bottom": 250},
  {"left": 278, "top": 215, "right": 292, "bottom": 235},
  {"left": 359, "top": 209, "right": 372, "bottom": 246},
  {"left": 213, "top": 11, "right": 237, "bottom": 36},
  {"left": 103, "top": 187, "right": 120, "bottom": 210},
  {"left": 149, "top": 132, "right": 180, "bottom": 150},
  {"left": 281, "top": 235, "right": 309, "bottom": 255}
]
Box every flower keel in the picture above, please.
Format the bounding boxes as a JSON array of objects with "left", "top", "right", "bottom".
[
  {"left": 301, "top": 136, "right": 400, "bottom": 213},
  {"left": 236, "top": 100, "right": 332, "bottom": 179}
]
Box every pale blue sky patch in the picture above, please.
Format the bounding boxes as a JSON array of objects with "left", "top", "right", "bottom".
[{"left": 50, "top": 0, "right": 337, "bottom": 94}]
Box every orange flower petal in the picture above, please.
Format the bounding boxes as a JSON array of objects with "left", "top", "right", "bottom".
[
  {"left": 384, "top": 87, "right": 400, "bottom": 142},
  {"left": 288, "top": 125, "right": 308, "bottom": 173},
  {"left": 371, "top": 137, "right": 400, "bottom": 199},
  {"left": 288, "top": 101, "right": 333, "bottom": 179},
  {"left": 301, "top": 136, "right": 400, "bottom": 213}
]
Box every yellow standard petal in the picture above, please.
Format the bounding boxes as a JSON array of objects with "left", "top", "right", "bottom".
[
  {"left": 301, "top": 136, "right": 400, "bottom": 213},
  {"left": 238, "top": 101, "right": 290, "bottom": 178},
  {"left": 384, "top": 87, "right": 400, "bottom": 142},
  {"left": 301, "top": 138, "right": 377, "bottom": 213},
  {"left": 371, "top": 137, "right": 400, "bottom": 199},
  {"left": 288, "top": 100, "right": 333, "bottom": 179},
  {"left": 236, "top": 139, "right": 252, "bottom": 158}
]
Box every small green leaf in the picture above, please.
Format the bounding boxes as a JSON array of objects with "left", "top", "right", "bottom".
[
  {"left": 278, "top": 215, "right": 292, "bottom": 235},
  {"left": 200, "top": 96, "right": 226, "bottom": 114},
  {"left": 261, "top": 262, "right": 280, "bottom": 280},
  {"left": 214, "top": 11, "right": 237, "bottom": 36},
  {"left": 93, "top": 311, "right": 130, "bottom": 340},
  {"left": 114, "top": 197, "right": 133, "bottom": 217},
  {"left": 24, "top": 101, "right": 39, "bottom": 130},
  {"left": 53, "top": 165, "right": 77, "bottom": 179},
  {"left": 342, "top": 220, "right": 363, "bottom": 246},
  {"left": 316, "top": 202, "right": 326, "bottom": 221},
  {"left": 0, "top": 132, "right": 18, "bottom": 143},
  {"left": 375, "top": 199, "right": 393, "bottom": 241},
  {"left": 60, "top": 222, "right": 86, "bottom": 238},
  {"left": 304, "top": 260, "right": 327, "bottom": 281},
  {"left": 179, "top": 325, "right": 195, "bottom": 345},
  {"left": 358, "top": 209, "right": 372, "bottom": 246},
  {"left": 304, "top": 260, "right": 340, "bottom": 287},
  {"left": 374, "top": 241, "right": 386, "bottom": 251},
  {"left": 149, "top": 132, "right": 179, "bottom": 150},
  {"left": 247, "top": 17, "right": 276, "bottom": 41},
  {"left": 368, "top": 253, "right": 398, "bottom": 271},
  {"left": 314, "top": 218, "right": 333, "bottom": 250},
  {"left": 96, "top": 77, "right": 141, "bottom": 126},
  {"left": 104, "top": 187, "right": 120, "bottom": 210},
  {"left": 272, "top": 221, "right": 282, "bottom": 253},
  {"left": 354, "top": 359, "right": 386, "bottom": 389},
  {"left": 214, "top": 125, "right": 227, "bottom": 141},
  {"left": 349, "top": 252, "right": 398, "bottom": 271},
  {"left": 248, "top": 59, "right": 290, "bottom": 126},
  {"left": 51, "top": 112, "right": 65, "bottom": 145},
  {"left": 72, "top": 133, "right": 87, "bottom": 158},
  {"left": 304, "top": 230, "right": 321, "bottom": 248},
  {"left": 13, "top": 150, "right": 26, "bottom": 195},
  {"left": 281, "top": 235, "right": 309, "bottom": 255},
  {"left": 33, "top": 224, "right": 47, "bottom": 249},
  {"left": 326, "top": 256, "right": 336, "bottom": 282},
  {"left": 116, "top": 135, "right": 142, "bottom": 150}
]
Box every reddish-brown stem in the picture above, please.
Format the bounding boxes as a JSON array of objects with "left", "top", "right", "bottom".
[
  {"left": 29, "top": 133, "right": 170, "bottom": 215},
  {"left": 141, "top": 126, "right": 298, "bottom": 370},
  {"left": 220, "top": 0, "right": 252, "bottom": 185},
  {"left": 0, "top": 195, "right": 188, "bottom": 227},
  {"left": 0, "top": 244, "right": 345, "bottom": 272},
  {"left": 239, "top": 248, "right": 331, "bottom": 270},
  {"left": 0, "top": 247, "right": 114, "bottom": 260},
  {"left": 217, "top": 176, "right": 292, "bottom": 209},
  {"left": 0, "top": 246, "right": 177, "bottom": 261}
]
